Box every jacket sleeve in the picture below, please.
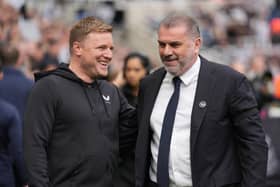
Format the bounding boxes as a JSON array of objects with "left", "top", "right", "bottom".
[
  {"left": 117, "top": 88, "right": 137, "bottom": 156},
  {"left": 229, "top": 77, "right": 268, "bottom": 187},
  {"left": 8, "top": 106, "right": 28, "bottom": 186},
  {"left": 24, "top": 79, "right": 57, "bottom": 187}
]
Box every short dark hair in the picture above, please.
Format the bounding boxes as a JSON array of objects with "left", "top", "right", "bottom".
[
  {"left": 69, "top": 16, "right": 112, "bottom": 54},
  {"left": 123, "top": 52, "right": 151, "bottom": 78},
  {"left": 0, "top": 44, "right": 19, "bottom": 66},
  {"left": 159, "top": 13, "right": 200, "bottom": 38}
]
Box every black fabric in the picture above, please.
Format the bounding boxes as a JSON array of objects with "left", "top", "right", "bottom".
[
  {"left": 24, "top": 64, "right": 137, "bottom": 187},
  {"left": 121, "top": 84, "right": 138, "bottom": 107},
  {"left": 262, "top": 114, "right": 280, "bottom": 187},
  {"left": 148, "top": 180, "right": 158, "bottom": 187},
  {"left": 115, "top": 84, "right": 137, "bottom": 187},
  {"left": 135, "top": 56, "right": 267, "bottom": 187}
]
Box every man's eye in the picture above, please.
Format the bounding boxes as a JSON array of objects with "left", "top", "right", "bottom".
[
  {"left": 170, "top": 43, "right": 180, "bottom": 48},
  {"left": 159, "top": 43, "right": 165, "bottom": 48},
  {"left": 98, "top": 46, "right": 106, "bottom": 50}
]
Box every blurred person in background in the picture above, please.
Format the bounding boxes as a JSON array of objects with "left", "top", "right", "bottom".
[
  {"left": 247, "top": 54, "right": 275, "bottom": 109},
  {"left": 268, "top": 0, "right": 280, "bottom": 44},
  {"left": 24, "top": 16, "right": 137, "bottom": 187},
  {"left": 115, "top": 52, "right": 151, "bottom": 187},
  {"left": 106, "top": 46, "right": 131, "bottom": 88},
  {"left": 135, "top": 13, "right": 267, "bottom": 187},
  {"left": 0, "top": 20, "right": 4, "bottom": 43},
  {"left": 0, "top": 60, "right": 28, "bottom": 187},
  {"left": 0, "top": 43, "right": 32, "bottom": 186},
  {"left": 36, "top": 38, "right": 60, "bottom": 72},
  {"left": 229, "top": 58, "right": 247, "bottom": 75},
  {"left": 0, "top": 44, "right": 33, "bottom": 121},
  {"left": 121, "top": 52, "right": 151, "bottom": 107}
]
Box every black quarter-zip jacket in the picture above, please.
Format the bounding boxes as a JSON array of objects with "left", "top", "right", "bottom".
[{"left": 24, "top": 64, "right": 137, "bottom": 187}]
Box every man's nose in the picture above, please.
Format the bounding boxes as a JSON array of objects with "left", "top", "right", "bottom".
[
  {"left": 163, "top": 45, "right": 172, "bottom": 56},
  {"left": 103, "top": 48, "right": 113, "bottom": 59}
]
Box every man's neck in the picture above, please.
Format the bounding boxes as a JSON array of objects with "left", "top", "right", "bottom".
[{"left": 69, "top": 61, "right": 94, "bottom": 84}]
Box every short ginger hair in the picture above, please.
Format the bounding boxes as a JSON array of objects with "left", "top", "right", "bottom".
[{"left": 69, "top": 17, "right": 112, "bottom": 53}]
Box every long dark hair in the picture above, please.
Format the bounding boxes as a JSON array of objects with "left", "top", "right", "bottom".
[{"left": 123, "top": 52, "right": 151, "bottom": 79}]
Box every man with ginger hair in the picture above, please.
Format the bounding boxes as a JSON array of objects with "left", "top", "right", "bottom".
[{"left": 24, "top": 16, "right": 136, "bottom": 187}]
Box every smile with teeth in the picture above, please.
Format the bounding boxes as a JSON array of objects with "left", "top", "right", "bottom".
[{"left": 99, "top": 62, "right": 108, "bottom": 67}]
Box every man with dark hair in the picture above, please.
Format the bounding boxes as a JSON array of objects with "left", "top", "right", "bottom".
[
  {"left": 135, "top": 13, "right": 268, "bottom": 187},
  {"left": 0, "top": 61, "right": 28, "bottom": 187},
  {"left": 24, "top": 16, "right": 136, "bottom": 187}
]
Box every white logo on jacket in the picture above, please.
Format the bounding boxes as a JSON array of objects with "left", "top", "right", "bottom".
[{"left": 102, "top": 95, "right": 111, "bottom": 104}]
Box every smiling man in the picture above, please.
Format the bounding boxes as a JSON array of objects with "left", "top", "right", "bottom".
[
  {"left": 23, "top": 17, "right": 137, "bottom": 187},
  {"left": 135, "top": 13, "right": 268, "bottom": 187}
]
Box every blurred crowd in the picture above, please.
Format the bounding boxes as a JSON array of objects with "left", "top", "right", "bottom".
[
  {"left": 1, "top": 0, "right": 280, "bottom": 110},
  {"left": 0, "top": 0, "right": 69, "bottom": 78},
  {"left": 1, "top": 0, "right": 280, "bottom": 186}
]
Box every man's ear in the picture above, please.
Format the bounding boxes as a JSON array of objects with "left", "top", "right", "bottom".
[
  {"left": 194, "top": 37, "right": 201, "bottom": 54},
  {"left": 72, "top": 41, "right": 83, "bottom": 56}
]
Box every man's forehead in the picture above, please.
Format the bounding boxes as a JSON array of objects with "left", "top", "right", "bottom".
[
  {"left": 158, "top": 24, "right": 187, "bottom": 34},
  {"left": 158, "top": 25, "right": 187, "bottom": 41}
]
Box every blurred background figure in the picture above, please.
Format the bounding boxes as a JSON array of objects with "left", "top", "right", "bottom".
[
  {"left": 115, "top": 52, "right": 151, "bottom": 187},
  {"left": 229, "top": 58, "right": 247, "bottom": 74},
  {"left": 247, "top": 54, "right": 276, "bottom": 109},
  {"left": 268, "top": 0, "right": 280, "bottom": 44},
  {"left": 0, "top": 44, "right": 33, "bottom": 121},
  {"left": 121, "top": 52, "right": 151, "bottom": 107},
  {"left": 0, "top": 0, "right": 280, "bottom": 186},
  {"left": 0, "top": 60, "right": 28, "bottom": 187}
]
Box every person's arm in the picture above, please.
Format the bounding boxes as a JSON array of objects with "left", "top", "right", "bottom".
[
  {"left": 117, "top": 87, "right": 137, "bottom": 156},
  {"left": 8, "top": 106, "right": 28, "bottom": 186},
  {"left": 229, "top": 77, "right": 268, "bottom": 187},
  {"left": 24, "top": 79, "right": 57, "bottom": 187}
]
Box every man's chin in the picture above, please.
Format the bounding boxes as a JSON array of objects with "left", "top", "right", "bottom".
[
  {"left": 96, "top": 72, "right": 108, "bottom": 79},
  {"left": 165, "top": 66, "right": 179, "bottom": 75}
]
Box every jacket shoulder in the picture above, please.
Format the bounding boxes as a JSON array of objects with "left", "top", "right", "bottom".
[
  {"left": 141, "top": 67, "right": 165, "bottom": 85},
  {"left": 30, "top": 75, "right": 62, "bottom": 100},
  {"left": 0, "top": 99, "right": 19, "bottom": 123},
  {"left": 205, "top": 59, "right": 245, "bottom": 80}
]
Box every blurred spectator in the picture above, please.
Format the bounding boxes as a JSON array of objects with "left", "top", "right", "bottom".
[
  {"left": 251, "top": 9, "right": 271, "bottom": 49},
  {"left": 247, "top": 54, "right": 275, "bottom": 109},
  {"left": 37, "top": 38, "right": 60, "bottom": 71},
  {"left": 0, "top": 60, "right": 28, "bottom": 187},
  {"left": 0, "top": 20, "right": 4, "bottom": 42},
  {"left": 199, "top": 13, "right": 216, "bottom": 47},
  {"left": 0, "top": 44, "right": 33, "bottom": 120},
  {"left": 229, "top": 58, "right": 247, "bottom": 74},
  {"left": 107, "top": 46, "right": 130, "bottom": 87},
  {"left": 267, "top": 55, "right": 280, "bottom": 76},
  {"left": 247, "top": 54, "right": 267, "bottom": 80},
  {"left": 274, "top": 74, "right": 280, "bottom": 99},
  {"left": 27, "top": 41, "right": 45, "bottom": 72},
  {"left": 121, "top": 52, "right": 151, "bottom": 107},
  {"left": 115, "top": 52, "right": 151, "bottom": 187},
  {"left": 268, "top": 0, "right": 280, "bottom": 44},
  {"left": 18, "top": 4, "right": 41, "bottom": 42}
]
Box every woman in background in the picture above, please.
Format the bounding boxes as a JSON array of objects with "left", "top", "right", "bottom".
[
  {"left": 121, "top": 52, "right": 151, "bottom": 107},
  {"left": 116, "top": 52, "right": 151, "bottom": 187}
]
